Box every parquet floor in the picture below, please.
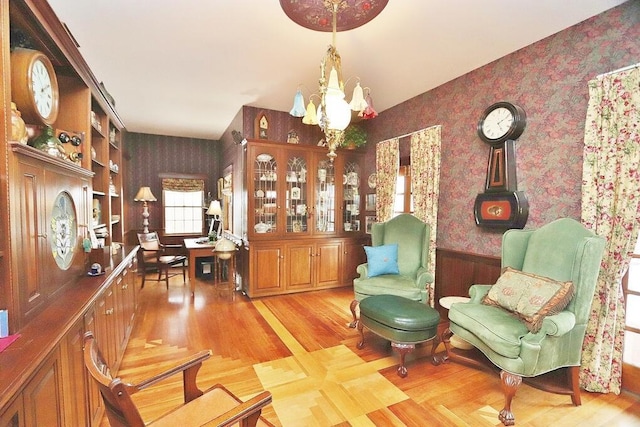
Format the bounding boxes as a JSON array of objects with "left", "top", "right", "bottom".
[{"left": 110, "top": 272, "right": 640, "bottom": 426}]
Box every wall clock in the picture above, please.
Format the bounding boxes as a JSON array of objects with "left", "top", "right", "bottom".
[
  {"left": 51, "top": 191, "right": 77, "bottom": 270},
  {"left": 477, "top": 101, "right": 526, "bottom": 146},
  {"left": 10, "top": 48, "right": 60, "bottom": 126},
  {"left": 474, "top": 102, "right": 529, "bottom": 229}
]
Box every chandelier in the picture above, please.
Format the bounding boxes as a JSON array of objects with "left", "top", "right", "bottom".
[{"left": 282, "top": 0, "right": 388, "bottom": 160}]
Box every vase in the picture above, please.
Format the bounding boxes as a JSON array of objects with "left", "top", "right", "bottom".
[{"left": 10, "top": 102, "right": 28, "bottom": 144}]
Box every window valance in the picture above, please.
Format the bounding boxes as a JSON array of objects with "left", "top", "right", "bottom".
[{"left": 161, "top": 178, "right": 204, "bottom": 192}]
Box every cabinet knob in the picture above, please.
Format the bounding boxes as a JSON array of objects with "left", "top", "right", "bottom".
[
  {"left": 105, "top": 308, "right": 114, "bottom": 315},
  {"left": 121, "top": 284, "right": 128, "bottom": 290}
]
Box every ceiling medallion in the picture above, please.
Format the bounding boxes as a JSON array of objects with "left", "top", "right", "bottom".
[{"left": 280, "top": 0, "right": 389, "bottom": 32}]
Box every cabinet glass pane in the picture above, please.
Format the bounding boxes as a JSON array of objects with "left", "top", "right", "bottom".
[
  {"left": 254, "top": 153, "right": 277, "bottom": 234},
  {"left": 286, "top": 156, "right": 308, "bottom": 233},
  {"left": 315, "top": 159, "right": 335, "bottom": 232},
  {"left": 343, "top": 161, "right": 361, "bottom": 232}
]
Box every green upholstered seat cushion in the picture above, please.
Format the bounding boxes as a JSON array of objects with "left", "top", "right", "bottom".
[
  {"left": 359, "top": 295, "right": 440, "bottom": 331},
  {"left": 449, "top": 302, "right": 529, "bottom": 359},
  {"left": 353, "top": 274, "right": 423, "bottom": 301},
  {"left": 364, "top": 244, "right": 400, "bottom": 277},
  {"left": 482, "top": 267, "right": 575, "bottom": 333}
]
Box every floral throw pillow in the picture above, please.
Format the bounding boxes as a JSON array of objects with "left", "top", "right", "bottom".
[{"left": 482, "top": 267, "right": 575, "bottom": 333}]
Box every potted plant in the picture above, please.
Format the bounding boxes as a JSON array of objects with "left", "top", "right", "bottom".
[{"left": 342, "top": 123, "right": 367, "bottom": 149}]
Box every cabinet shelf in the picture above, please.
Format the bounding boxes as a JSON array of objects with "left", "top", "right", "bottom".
[
  {"left": 91, "top": 122, "right": 105, "bottom": 138},
  {"left": 93, "top": 190, "right": 106, "bottom": 196}
]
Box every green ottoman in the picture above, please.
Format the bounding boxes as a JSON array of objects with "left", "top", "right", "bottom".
[{"left": 357, "top": 294, "right": 440, "bottom": 377}]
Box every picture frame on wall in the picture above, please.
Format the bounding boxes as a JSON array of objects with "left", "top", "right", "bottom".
[
  {"left": 365, "top": 216, "right": 376, "bottom": 234},
  {"left": 365, "top": 193, "right": 376, "bottom": 211}
]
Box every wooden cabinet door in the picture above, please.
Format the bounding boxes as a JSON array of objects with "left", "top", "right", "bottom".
[
  {"left": 60, "top": 319, "right": 88, "bottom": 427},
  {"left": 249, "top": 244, "right": 284, "bottom": 296},
  {"left": 23, "top": 348, "right": 64, "bottom": 427},
  {"left": 286, "top": 242, "right": 313, "bottom": 289},
  {"left": 15, "top": 162, "right": 46, "bottom": 322},
  {"left": 343, "top": 239, "right": 366, "bottom": 285},
  {"left": 0, "top": 396, "right": 24, "bottom": 427},
  {"left": 315, "top": 241, "right": 341, "bottom": 288},
  {"left": 248, "top": 144, "right": 282, "bottom": 239},
  {"left": 84, "top": 305, "right": 104, "bottom": 427}
]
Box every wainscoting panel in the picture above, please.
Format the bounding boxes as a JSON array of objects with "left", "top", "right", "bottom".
[{"left": 435, "top": 248, "right": 501, "bottom": 319}]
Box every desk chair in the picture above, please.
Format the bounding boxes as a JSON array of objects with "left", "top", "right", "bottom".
[{"left": 137, "top": 232, "right": 187, "bottom": 289}]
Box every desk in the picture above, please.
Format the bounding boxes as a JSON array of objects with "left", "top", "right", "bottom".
[{"left": 183, "top": 238, "right": 236, "bottom": 296}]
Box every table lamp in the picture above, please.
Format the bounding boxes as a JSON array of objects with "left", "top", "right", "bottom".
[
  {"left": 134, "top": 186, "right": 157, "bottom": 233},
  {"left": 206, "top": 200, "right": 222, "bottom": 239}
]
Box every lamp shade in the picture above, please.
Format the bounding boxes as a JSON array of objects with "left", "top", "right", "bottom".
[
  {"left": 134, "top": 186, "right": 157, "bottom": 202},
  {"left": 289, "top": 89, "right": 306, "bottom": 117},
  {"left": 302, "top": 100, "right": 319, "bottom": 125},
  {"left": 207, "top": 200, "right": 222, "bottom": 216},
  {"left": 349, "top": 82, "right": 368, "bottom": 111}
]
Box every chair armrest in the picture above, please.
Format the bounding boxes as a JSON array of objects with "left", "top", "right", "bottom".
[
  {"left": 416, "top": 267, "right": 434, "bottom": 288},
  {"left": 538, "top": 311, "right": 576, "bottom": 337},
  {"left": 468, "top": 284, "right": 492, "bottom": 303},
  {"left": 356, "top": 263, "right": 368, "bottom": 278},
  {"left": 135, "top": 350, "right": 211, "bottom": 393},
  {"left": 203, "top": 391, "right": 273, "bottom": 427}
]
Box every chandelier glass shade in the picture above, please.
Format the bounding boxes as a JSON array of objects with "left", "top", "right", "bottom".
[{"left": 283, "top": 0, "right": 387, "bottom": 160}]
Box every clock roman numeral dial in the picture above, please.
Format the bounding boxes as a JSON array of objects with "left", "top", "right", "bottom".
[{"left": 31, "top": 60, "right": 53, "bottom": 117}]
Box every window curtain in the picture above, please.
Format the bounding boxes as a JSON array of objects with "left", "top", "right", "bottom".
[
  {"left": 375, "top": 138, "right": 399, "bottom": 222},
  {"left": 161, "top": 178, "right": 204, "bottom": 192},
  {"left": 580, "top": 66, "right": 640, "bottom": 394},
  {"left": 410, "top": 126, "right": 442, "bottom": 307}
]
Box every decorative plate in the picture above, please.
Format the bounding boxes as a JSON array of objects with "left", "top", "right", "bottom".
[
  {"left": 256, "top": 153, "right": 272, "bottom": 162},
  {"left": 51, "top": 191, "right": 77, "bottom": 270},
  {"left": 368, "top": 173, "right": 376, "bottom": 189}
]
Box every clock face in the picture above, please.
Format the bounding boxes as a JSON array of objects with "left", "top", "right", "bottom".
[
  {"left": 481, "top": 107, "right": 513, "bottom": 140},
  {"left": 477, "top": 102, "right": 526, "bottom": 145},
  {"left": 32, "top": 59, "right": 54, "bottom": 119},
  {"left": 51, "top": 191, "right": 77, "bottom": 270}
]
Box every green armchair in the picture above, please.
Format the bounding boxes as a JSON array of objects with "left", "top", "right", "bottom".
[
  {"left": 439, "top": 218, "right": 605, "bottom": 426},
  {"left": 349, "top": 214, "right": 434, "bottom": 327}
]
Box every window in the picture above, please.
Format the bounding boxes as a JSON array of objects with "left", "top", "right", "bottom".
[
  {"left": 623, "top": 236, "right": 640, "bottom": 367},
  {"left": 161, "top": 177, "right": 205, "bottom": 235},
  {"left": 394, "top": 165, "right": 413, "bottom": 215}
]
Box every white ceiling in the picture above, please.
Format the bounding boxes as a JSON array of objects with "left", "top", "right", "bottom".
[{"left": 46, "top": 0, "right": 628, "bottom": 140}]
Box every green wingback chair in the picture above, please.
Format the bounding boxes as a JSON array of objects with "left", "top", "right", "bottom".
[
  {"left": 441, "top": 218, "right": 605, "bottom": 426},
  {"left": 349, "top": 214, "right": 434, "bottom": 327}
]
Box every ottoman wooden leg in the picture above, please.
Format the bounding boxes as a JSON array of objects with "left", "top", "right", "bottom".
[
  {"left": 391, "top": 342, "right": 415, "bottom": 378},
  {"left": 348, "top": 299, "right": 359, "bottom": 328}
]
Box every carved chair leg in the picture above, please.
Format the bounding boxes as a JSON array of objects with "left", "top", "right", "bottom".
[
  {"left": 499, "top": 370, "right": 522, "bottom": 426},
  {"left": 356, "top": 319, "right": 365, "bottom": 349},
  {"left": 392, "top": 342, "right": 415, "bottom": 378},
  {"left": 430, "top": 334, "right": 441, "bottom": 365},
  {"left": 568, "top": 366, "right": 581, "bottom": 406},
  {"left": 433, "top": 328, "right": 453, "bottom": 365},
  {"left": 348, "top": 299, "right": 359, "bottom": 328}
]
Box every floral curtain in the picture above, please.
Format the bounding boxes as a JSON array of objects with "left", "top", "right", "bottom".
[
  {"left": 375, "top": 138, "right": 399, "bottom": 222},
  {"left": 410, "top": 126, "right": 442, "bottom": 307},
  {"left": 580, "top": 66, "right": 640, "bottom": 394}
]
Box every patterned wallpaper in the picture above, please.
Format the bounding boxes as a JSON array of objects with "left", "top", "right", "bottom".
[
  {"left": 126, "top": 2, "right": 638, "bottom": 256},
  {"left": 365, "top": 0, "right": 640, "bottom": 256},
  {"left": 124, "top": 132, "right": 220, "bottom": 236}
]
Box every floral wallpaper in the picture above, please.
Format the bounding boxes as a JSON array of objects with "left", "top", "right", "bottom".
[{"left": 364, "top": 0, "right": 640, "bottom": 256}]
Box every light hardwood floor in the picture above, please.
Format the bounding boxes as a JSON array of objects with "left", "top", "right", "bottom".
[{"left": 109, "top": 272, "right": 640, "bottom": 426}]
